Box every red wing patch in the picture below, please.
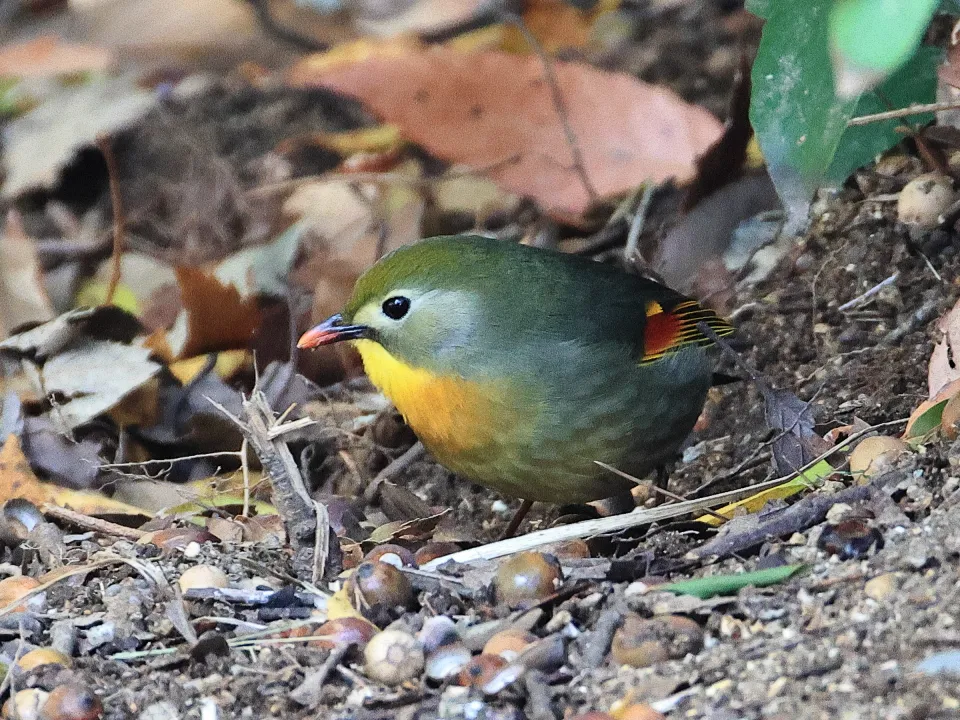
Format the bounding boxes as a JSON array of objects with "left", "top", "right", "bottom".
[{"left": 641, "top": 299, "right": 734, "bottom": 365}]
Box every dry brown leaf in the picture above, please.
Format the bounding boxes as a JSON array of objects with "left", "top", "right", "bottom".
[
  {"left": 0, "top": 434, "right": 144, "bottom": 516},
  {"left": 162, "top": 267, "right": 263, "bottom": 361},
  {"left": 0, "top": 36, "right": 113, "bottom": 78},
  {"left": 929, "top": 297, "right": 960, "bottom": 397},
  {"left": 292, "top": 47, "right": 722, "bottom": 218},
  {"left": 502, "top": 0, "right": 619, "bottom": 53},
  {"left": 0, "top": 210, "right": 55, "bottom": 338}
]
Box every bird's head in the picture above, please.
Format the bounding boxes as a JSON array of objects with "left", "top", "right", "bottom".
[{"left": 298, "top": 238, "right": 490, "bottom": 373}]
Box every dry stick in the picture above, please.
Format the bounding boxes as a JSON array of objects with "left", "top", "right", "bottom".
[
  {"left": 95, "top": 135, "right": 126, "bottom": 306},
  {"left": 40, "top": 503, "right": 147, "bottom": 541},
  {"left": 209, "top": 391, "right": 332, "bottom": 583},
  {"left": 846, "top": 100, "right": 960, "bottom": 126},
  {"left": 593, "top": 461, "right": 729, "bottom": 523},
  {"left": 420, "top": 477, "right": 799, "bottom": 568},
  {"left": 364, "top": 441, "right": 425, "bottom": 503},
  {"left": 838, "top": 272, "right": 899, "bottom": 312},
  {"left": 504, "top": 11, "right": 599, "bottom": 203}
]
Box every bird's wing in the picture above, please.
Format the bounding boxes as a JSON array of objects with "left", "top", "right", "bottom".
[{"left": 638, "top": 297, "right": 735, "bottom": 365}]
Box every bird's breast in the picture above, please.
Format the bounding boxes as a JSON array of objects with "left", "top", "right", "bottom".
[{"left": 351, "top": 340, "right": 526, "bottom": 464}]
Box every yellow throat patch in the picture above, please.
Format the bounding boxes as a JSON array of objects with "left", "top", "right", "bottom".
[{"left": 351, "top": 339, "right": 518, "bottom": 463}]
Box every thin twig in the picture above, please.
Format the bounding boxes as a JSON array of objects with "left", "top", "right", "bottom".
[
  {"left": 838, "top": 273, "right": 899, "bottom": 311},
  {"left": 41, "top": 504, "right": 147, "bottom": 541},
  {"left": 847, "top": 100, "right": 960, "bottom": 126},
  {"left": 240, "top": 438, "right": 251, "bottom": 518},
  {"left": 95, "top": 135, "right": 126, "bottom": 307},
  {"left": 364, "top": 442, "right": 425, "bottom": 503},
  {"left": 594, "top": 461, "right": 729, "bottom": 522},
  {"left": 503, "top": 11, "right": 598, "bottom": 203},
  {"left": 624, "top": 184, "right": 655, "bottom": 263}
]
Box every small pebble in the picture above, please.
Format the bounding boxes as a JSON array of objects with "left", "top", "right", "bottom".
[{"left": 864, "top": 573, "right": 897, "bottom": 601}]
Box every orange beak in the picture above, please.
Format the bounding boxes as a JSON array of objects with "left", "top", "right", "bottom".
[{"left": 297, "top": 314, "right": 371, "bottom": 348}]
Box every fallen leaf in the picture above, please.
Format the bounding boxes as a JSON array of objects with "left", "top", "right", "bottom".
[
  {"left": 0, "top": 36, "right": 113, "bottom": 78},
  {"left": 660, "top": 564, "right": 804, "bottom": 599},
  {"left": 905, "top": 377, "right": 960, "bottom": 439},
  {"left": 158, "top": 267, "right": 263, "bottom": 361},
  {"left": 696, "top": 459, "right": 835, "bottom": 527},
  {"left": 0, "top": 434, "right": 144, "bottom": 515},
  {"left": 0, "top": 210, "right": 54, "bottom": 337},
  {"left": 291, "top": 47, "right": 722, "bottom": 218},
  {"left": 502, "top": 0, "right": 619, "bottom": 53},
  {"left": 929, "top": 297, "right": 960, "bottom": 397},
  {"left": 763, "top": 387, "right": 830, "bottom": 475},
  {"left": 1, "top": 74, "right": 155, "bottom": 197},
  {"left": 38, "top": 340, "right": 161, "bottom": 430}
]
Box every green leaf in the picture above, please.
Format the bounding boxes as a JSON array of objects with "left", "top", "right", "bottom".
[
  {"left": 906, "top": 399, "right": 949, "bottom": 439},
  {"left": 750, "top": 0, "right": 940, "bottom": 231},
  {"left": 661, "top": 565, "right": 805, "bottom": 599},
  {"left": 827, "top": 46, "right": 940, "bottom": 184},
  {"left": 829, "top": 0, "right": 937, "bottom": 77}
]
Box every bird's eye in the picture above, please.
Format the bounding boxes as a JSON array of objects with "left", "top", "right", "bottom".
[{"left": 381, "top": 296, "right": 411, "bottom": 320}]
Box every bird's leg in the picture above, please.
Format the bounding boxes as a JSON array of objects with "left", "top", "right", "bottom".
[
  {"left": 651, "top": 463, "right": 670, "bottom": 506},
  {"left": 501, "top": 498, "right": 534, "bottom": 539}
]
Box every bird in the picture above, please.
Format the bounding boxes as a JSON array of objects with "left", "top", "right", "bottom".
[{"left": 299, "top": 235, "right": 734, "bottom": 529}]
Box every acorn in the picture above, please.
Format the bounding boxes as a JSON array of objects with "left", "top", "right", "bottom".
[
  {"left": 618, "top": 706, "right": 665, "bottom": 720},
  {"left": 40, "top": 684, "right": 102, "bottom": 720},
  {"left": 424, "top": 643, "right": 472, "bottom": 681},
  {"left": 0, "top": 575, "right": 45, "bottom": 613},
  {"left": 492, "top": 552, "right": 563, "bottom": 607},
  {"left": 364, "top": 544, "right": 416, "bottom": 568},
  {"left": 818, "top": 519, "right": 883, "bottom": 560},
  {"left": 610, "top": 615, "right": 703, "bottom": 668},
  {"left": 897, "top": 172, "right": 954, "bottom": 228},
  {"left": 16, "top": 648, "right": 72, "bottom": 672},
  {"left": 363, "top": 629, "right": 424, "bottom": 685},
  {"left": 177, "top": 565, "right": 229, "bottom": 593},
  {"left": 346, "top": 561, "right": 413, "bottom": 612},
  {"left": 456, "top": 653, "right": 509, "bottom": 689},
  {"left": 482, "top": 629, "right": 535, "bottom": 661},
  {"left": 2, "top": 689, "right": 48, "bottom": 720},
  {"left": 413, "top": 542, "right": 462, "bottom": 566},
  {"left": 848, "top": 436, "right": 908, "bottom": 482},
  {"left": 540, "top": 539, "right": 590, "bottom": 560},
  {"left": 418, "top": 615, "right": 459, "bottom": 654},
  {"left": 310, "top": 617, "right": 377, "bottom": 653}
]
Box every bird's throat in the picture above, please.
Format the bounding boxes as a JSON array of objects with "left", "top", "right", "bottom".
[{"left": 351, "top": 339, "right": 518, "bottom": 465}]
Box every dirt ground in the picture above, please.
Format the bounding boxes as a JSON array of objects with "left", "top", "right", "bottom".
[{"left": 5, "top": 3, "right": 960, "bottom": 720}]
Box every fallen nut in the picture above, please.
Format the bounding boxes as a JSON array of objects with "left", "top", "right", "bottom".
[{"left": 363, "top": 629, "right": 424, "bottom": 686}]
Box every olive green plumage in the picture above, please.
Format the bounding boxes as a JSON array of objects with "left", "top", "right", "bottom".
[{"left": 307, "top": 235, "right": 732, "bottom": 503}]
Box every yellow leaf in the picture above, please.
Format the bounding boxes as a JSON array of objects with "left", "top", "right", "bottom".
[
  {"left": 311, "top": 125, "right": 403, "bottom": 156},
  {"left": 289, "top": 37, "right": 421, "bottom": 83},
  {"left": 696, "top": 460, "right": 834, "bottom": 527},
  {"left": 0, "top": 435, "right": 148, "bottom": 516},
  {"left": 168, "top": 350, "right": 251, "bottom": 384},
  {"left": 74, "top": 279, "right": 140, "bottom": 315},
  {"left": 327, "top": 582, "right": 371, "bottom": 624}
]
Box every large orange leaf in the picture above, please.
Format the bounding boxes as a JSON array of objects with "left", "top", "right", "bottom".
[{"left": 291, "top": 47, "right": 722, "bottom": 218}]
